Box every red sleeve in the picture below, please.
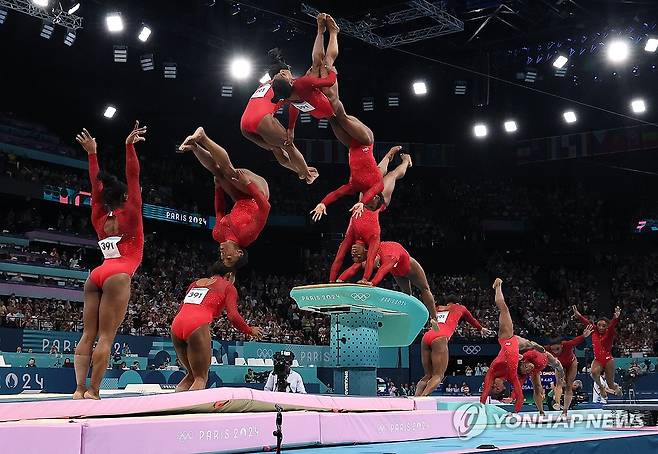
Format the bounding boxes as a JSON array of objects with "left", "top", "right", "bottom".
[
  {"left": 321, "top": 183, "right": 356, "bottom": 206},
  {"left": 288, "top": 105, "right": 299, "bottom": 131},
  {"left": 360, "top": 179, "right": 384, "bottom": 205},
  {"left": 577, "top": 313, "right": 593, "bottom": 326},
  {"left": 461, "top": 306, "right": 484, "bottom": 331},
  {"left": 125, "top": 144, "right": 141, "bottom": 208},
  {"left": 510, "top": 374, "right": 525, "bottom": 413},
  {"left": 338, "top": 263, "right": 363, "bottom": 282},
  {"left": 295, "top": 71, "right": 337, "bottom": 90},
  {"left": 562, "top": 335, "right": 585, "bottom": 349},
  {"left": 224, "top": 285, "right": 253, "bottom": 335},
  {"left": 480, "top": 368, "right": 494, "bottom": 404},
  {"left": 362, "top": 237, "right": 381, "bottom": 282},
  {"left": 329, "top": 223, "right": 355, "bottom": 282},
  {"left": 608, "top": 317, "right": 619, "bottom": 330},
  {"left": 214, "top": 182, "right": 227, "bottom": 219},
  {"left": 88, "top": 154, "right": 103, "bottom": 212},
  {"left": 370, "top": 255, "right": 396, "bottom": 286},
  {"left": 244, "top": 181, "right": 270, "bottom": 214}
]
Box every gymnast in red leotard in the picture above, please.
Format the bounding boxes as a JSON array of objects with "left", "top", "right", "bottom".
[
  {"left": 411, "top": 297, "right": 491, "bottom": 396},
  {"left": 573, "top": 305, "right": 622, "bottom": 399},
  {"left": 517, "top": 349, "right": 564, "bottom": 416},
  {"left": 480, "top": 278, "right": 546, "bottom": 414},
  {"left": 336, "top": 240, "right": 439, "bottom": 329},
  {"left": 171, "top": 263, "right": 262, "bottom": 392},
  {"left": 239, "top": 50, "right": 318, "bottom": 184},
  {"left": 73, "top": 122, "right": 146, "bottom": 400},
  {"left": 180, "top": 128, "right": 270, "bottom": 269},
  {"left": 546, "top": 325, "right": 593, "bottom": 416}
]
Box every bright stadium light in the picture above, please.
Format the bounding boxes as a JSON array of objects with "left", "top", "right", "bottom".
[
  {"left": 68, "top": 2, "right": 80, "bottom": 14},
  {"left": 645, "top": 38, "right": 658, "bottom": 53},
  {"left": 631, "top": 98, "right": 646, "bottom": 114},
  {"left": 607, "top": 39, "right": 630, "bottom": 63},
  {"left": 473, "top": 123, "right": 488, "bottom": 138},
  {"left": 259, "top": 73, "right": 271, "bottom": 84},
  {"left": 103, "top": 106, "right": 117, "bottom": 118},
  {"left": 563, "top": 110, "right": 577, "bottom": 124},
  {"left": 412, "top": 81, "right": 427, "bottom": 95},
  {"left": 106, "top": 12, "right": 123, "bottom": 33},
  {"left": 32, "top": 0, "right": 49, "bottom": 7},
  {"left": 230, "top": 57, "right": 252, "bottom": 80},
  {"left": 504, "top": 120, "right": 518, "bottom": 133},
  {"left": 553, "top": 55, "right": 568, "bottom": 69},
  {"left": 138, "top": 25, "right": 151, "bottom": 42}
]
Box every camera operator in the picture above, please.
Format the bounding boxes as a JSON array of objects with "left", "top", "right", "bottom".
[{"left": 264, "top": 351, "right": 306, "bottom": 394}]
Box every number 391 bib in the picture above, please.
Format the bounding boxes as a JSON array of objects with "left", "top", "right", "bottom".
[
  {"left": 98, "top": 236, "right": 122, "bottom": 259},
  {"left": 184, "top": 288, "right": 210, "bottom": 305}
]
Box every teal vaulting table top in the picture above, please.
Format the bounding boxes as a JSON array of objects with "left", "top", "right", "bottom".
[{"left": 290, "top": 284, "right": 429, "bottom": 347}]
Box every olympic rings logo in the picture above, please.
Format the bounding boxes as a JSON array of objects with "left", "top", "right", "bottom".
[
  {"left": 350, "top": 293, "right": 371, "bottom": 302},
  {"left": 462, "top": 345, "right": 482, "bottom": 355}
]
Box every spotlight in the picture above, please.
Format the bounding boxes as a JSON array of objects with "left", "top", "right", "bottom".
[
  {"left": 553, "top": 55, "right": 568, "bottom": 69},
  {"left": 362, "top": 97, "right": 374, "bottom": 111},
  {"left": 473, "top": 123, "right": 488, "bottom": 138},
  {"left": 163, "top": 62, "right": 177, "bottom": 79},
  {"left": 645, "top": 38, "right": 658, "bottom": 53},
  {"left": 64, "top": 29, "right": 76, "bottom": 46},
  {"left": 230, "top": 57, "right": 252, "bottom": 80},
  {"left": 221, "top": 85, "right": 233, "bottom": 97},
  {"left": 259, "top": 73, "right": 271, "bottom": 84},
  {"left": 412, "top": 81, "right": 427, "bottom": 95},
  {"left": 454, "top": 81, "right": 467, "bottom": 95},
  {"left": 113, "top": 45, "right": 127, "bottom": 63},
  {"left": 524, "top": 68, "right": 537, "bottom": 83},
  {"left": 32, "top": 0, "right": 49, "bottom": 7},
  {"left": 140, "top": 54, "right": 154, "bottom": 71},
  {"left": 103, "top": 106, "right": 117, "bottom": 119},
  {"left": 607, "top": 39, "right": 630, "bottom": 63},
  {"left": 387, "top": 93, "right": 399, "bottom": 107},
  {"left": 230, "top": 3, "right": 240, "bottom": 15},
  {"left": 246, "top": 16, "right": 256, "bottom": 25},
  {"left": 106, "top": 12, "right": 123, "bottom": 33},
  {"left": 271, "top": 23, "right": 281, "bottom": 33},
  {"left": 504, "top": 120, "right": 518, "bottom": 133},
  {"left": 0, "top": 9, "right": 6, "bottom": 25},
  {"left": 563, "top": 111, "right": 577, "bottom": 124},
  {"left": 40, "top": 22, "right": 54, "bottom": 39},
  {"left": 631, "top": 99, "right": 646, "bottom": 114},
  {"left": 67, "top": 2, "right": 80, "bottom": 14},
  {"left": 138, "top": 25, "right": 152, "bottom": 42}
]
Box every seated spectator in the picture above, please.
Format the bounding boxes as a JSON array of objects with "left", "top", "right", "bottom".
[
  {"left": 16, "top": 346, "right": 22, "bottom": 353},
  {"left": 49, "top": 345, "right": 58, "bottom": 355},
  {"left": 461, "top": 382, "right": 471, "bottom": 396},
  {"left": 26, "top": 358, "right": 36, "bottom": 367},
  {"left": 130, "top": 361, "right": 140, "bottom": 371},
  {"left": 245, "top": 368, "right": 256, "bottom": 383},
  {"left": 465, "top": 366, "right": 473, "bottom": 376},
  {"left": 62, "top": 358, "right": 73, "bottom": 368}
]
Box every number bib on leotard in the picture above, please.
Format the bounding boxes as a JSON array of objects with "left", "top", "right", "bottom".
[
  {"left": 436, "top": 311, "right": 449, "bottom": 324},
  {"left": 98, "top": 236, "right": 122, "bottom": 259},
  {"left": 251, "top": 84, "right": 271, "bottom": 99},
  {"left": 183, "top": 288, "right": 210, "bottom": 305},
  {"left": 291, "top": 101, "right": 316, "bottom": 113}
]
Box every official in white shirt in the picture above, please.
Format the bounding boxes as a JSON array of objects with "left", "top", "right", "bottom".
[{"left": 264, "top": 369, "right": 306, "bottom": 393}]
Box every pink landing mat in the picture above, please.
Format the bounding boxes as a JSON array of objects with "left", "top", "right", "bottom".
[
  {"left": 0, "top": 388, "right": 414, "bottom": 422},
  {"left": 0, "top": 410, "right": 461, "bottom": 454},
  {"left": 412, "top": 396, "right": 482, "bottom": 410}
]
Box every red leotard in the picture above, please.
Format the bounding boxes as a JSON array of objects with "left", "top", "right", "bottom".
[
  {"left": 88, "top": 144, "right": 144, "bottom": 288},
  {"left": 171, "top": 277, "right": 253, "bottom": 341},
  {"left": 321, "top": 141, "right": 384, "bottom": 206},
  {"left": 338, "top": 241, "right": 410, "bottom": 284},
  {"left": 212, "top": 181, "right": 270, "bottom": 248},
  {"left": 240, "top": 83, "right": 284, "bottom": 134},
  {"left": 547, "top": 335, "right": 585, "bottom": 369},
  {"left": 518, "top": 350, "right": 549, "bottom": 383},
  {"left": 480, "top": 336, "right": 524, "bottom": 413},
  {"left": 287, "top": 71, "right": 337, "bottom": 124},
  {"left": 329, "top": 208, "right": 382, "bottom": 283},
  {"left": 577, "top": 314, "right": 618, "bottom": 367},
  {"left": 422, "top": 304, "right": 483, "bottom": 346}
]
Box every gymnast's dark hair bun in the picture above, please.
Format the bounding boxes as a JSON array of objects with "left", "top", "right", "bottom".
[
  {"left": 267, "top": 47, "right": 290, "bottom": 78},
  {"left": 97, "top": 171, "right": 127, "bottom": 211}
]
